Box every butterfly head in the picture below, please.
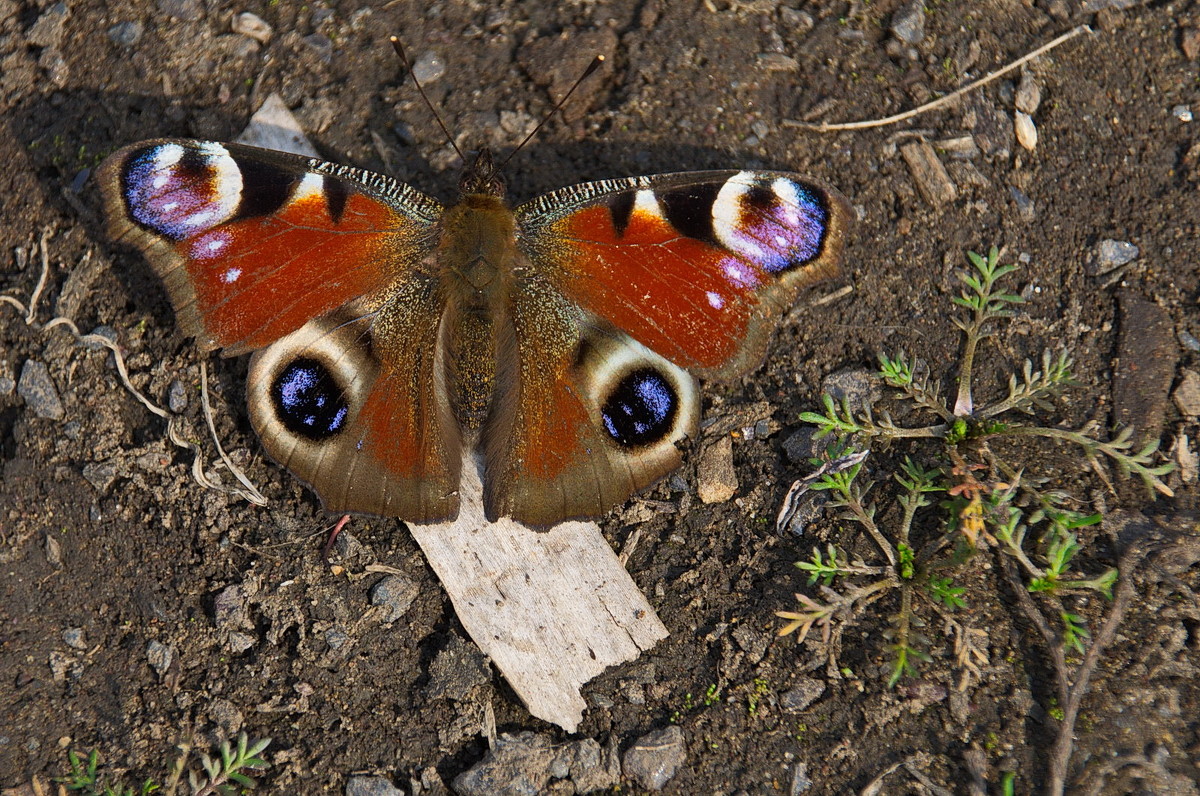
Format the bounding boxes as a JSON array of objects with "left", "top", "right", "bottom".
[{"left": 459, "top": 148, "right": 506, "bottom": 198}]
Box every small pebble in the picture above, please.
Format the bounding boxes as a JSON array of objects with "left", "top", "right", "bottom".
[
  {"left": 781, "top": 678, "right": 826, "bottom": 712},
  {"left": 107, "top": 20, "right": 143, "bottom": 47},
  {"left": 622, "top": 726, "right": 687, "bottom": 791},
  {"left": 18, "top": 360, "right": 65, "bottom": 419},
  {"left": 1015, "top": 71, "right": 1041, "bottom": 114},
  {"left": 1173, "top": 370, "right": 1200, "bottom": 416},
  {"left": 232, "top": 12, "right": 272, "bottom": 44},
  {"left": 83, "top": 325, "right": 118, "bottom": 351},
  {"left": 303, "top": 33, "right": 332, "bottom": 63},
  {"left": 167, "top": 379, "right": 188, "bottom": 413},
  {"left": 1172, "top": 105, "right": 1194, "bottom": 123},
  {"left": 345, "top": 775, "right": 405, "bottom": 796},
  {"left": 1014, "top": 111, "right": 1037, "bottom": 151},
  {"left": 82, "top": 461, "right": 119, "bottom": 493},
  {"left": 62, "top": 628, "right": 86, "bottom": 650},
  {"left": 1179, "top": 330, "right": 1200, "bottom": 352},
  {"left": 146, "top": 639, "right": 173, "bottom": 676},
  {"left": 1089, "top": 239, "right": 1139, "bottom": 275},
  {"left": 27, "top": 2, "right": 70, "bottom": 48},
  {"left": 411, "top": 50, "right": 446, "bottom": 84},
  {"left": 156, "top": 0, "right": 203, "bottom": 19},
  {"left": 889, "top": 0, "right": 925, "bottom": 45},
  {"left": 1008, "top": 185, "right": 1036, "bottom": 221},
  {"left": 324, "top": 628, "right": 348, "bottom": 650},
  {"left": 370, "top": 574, "right": 419, "bottom": 623},
  {"left": 697, "top": 435, "right": 737, "bottom": 504}
]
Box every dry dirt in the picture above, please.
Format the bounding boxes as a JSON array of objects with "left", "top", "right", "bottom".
[{"left": 2, "top": 0, "right": 1199, "bottom": 794}]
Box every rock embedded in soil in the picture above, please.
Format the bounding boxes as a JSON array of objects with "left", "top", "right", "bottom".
[
  {"left": 345, "top": 775, "right": 406, "bottom": 796},
  {"left": 17, "top": 359, "right": 64, "bottom": 419},
  {"left": 1173, "top": 369, "right": 1200, "bottom": 416},
  {"left": 146, "top": 639, "right": 173, "bottom": 677},
  {"left": 369, "top": 573, "right": 419, "bottom": 623},
  {"left": 890, "top": 0, "right": 926, "bottom": 45},
  {"left": 781, "top": 677, "right": 826, "bottom": 712},
  {"left": 697, "top": 435, "right": 738, "bottom": 504},
  {"left": 622, "top": 725, "right": 687, "bottom": 790},
  {"left": 452, "top": 732, "right": 557, "bottom": 796},
  {"left": 900, "top": 141, "right": 958, "bottom": 207},
  {"left": 1088, "top": 239, "right": 1140, "bottom": 276}
]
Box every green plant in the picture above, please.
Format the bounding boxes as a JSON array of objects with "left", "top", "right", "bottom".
[
  {"left": 59, "top": 733, "right": 271, "bottom": 796},
  {"left": 776, "top": 246, "right": 1173, "bottom": 687}
]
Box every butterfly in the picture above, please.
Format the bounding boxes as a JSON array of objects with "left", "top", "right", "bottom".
[{"left": 97, "top": 135, "right": 851, "bottom": 527}]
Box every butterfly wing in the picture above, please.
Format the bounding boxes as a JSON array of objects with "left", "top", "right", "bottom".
[
  {"left": 99, "top": 140, "right": 462, "bottom": 520},
  {"left": 485, "top": 171, "right": 851, "bottom": 525},
  {"left": 518, "top": 170, "right": 852, "bottom": 379}
]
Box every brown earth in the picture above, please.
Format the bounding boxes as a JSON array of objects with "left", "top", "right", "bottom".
[{"left": 1, "top": 0, "right": 1198, "bottom": 793}]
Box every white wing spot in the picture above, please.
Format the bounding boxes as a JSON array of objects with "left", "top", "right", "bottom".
[
  {"left": 221, "top": 267, "right": 242, "bottom": 283},
  {"left": 706, "top": 291, "right": 726, "bottom": 310}
]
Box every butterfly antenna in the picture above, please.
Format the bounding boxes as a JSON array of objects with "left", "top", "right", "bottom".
[
  {"left": 390, "top": 36, "right": 465, "bottom": 163},
  {"left": 499, "top": 55, "right": 605, "bottom": 170}
]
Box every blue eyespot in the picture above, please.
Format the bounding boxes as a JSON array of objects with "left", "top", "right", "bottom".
[
  {"left": 271, "top": 358, "right": 348, "bottom": 440},
  {"left": 601, "top": 369, "right": 677, "bottom": 448}
]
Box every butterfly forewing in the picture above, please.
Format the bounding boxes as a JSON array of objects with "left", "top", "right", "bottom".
[{"left": 516, "top": 170, "right": 851, "bottom": 380}]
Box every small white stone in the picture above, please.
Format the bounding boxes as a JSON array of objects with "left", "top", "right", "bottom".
[
  {"left": 1014, "top": 111, "right": 1038, "bottom": 151},
  {"left": 232, "top": 12, "right": 272, "bottom": 44}
]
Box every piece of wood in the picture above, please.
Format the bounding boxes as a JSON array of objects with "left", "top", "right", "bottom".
[
  {"left": 900, "top": 140, "right": 958, "bottom": 207},
  {"left": 410, "top": 465, "right": 668, "bottom": 731}
]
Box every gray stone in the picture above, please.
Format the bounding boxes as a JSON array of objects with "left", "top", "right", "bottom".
[
  {"left": 27, "top": 2, "right": 69, "bottom": 48},
  {"left": 1088, "top": 239, "right": 1139, "bottom": 276},
  {"left": 62, "top": 627, "right": 86, "bottom": 649},
  {"left": 731, "top": 624, "right": 772, "bottom": 663},
  {"left": 1015, "top": 71, "right": 1041, "bottom": 114},
  {"left": 890, "top": 1, "right": 925, "bottom": 45},
  {"left": 324, "top": 627, "right": 349, "bottom": 650},
  {"left": 791, "top": 762, "right": 813, "bottom": 794},
  {"left": 107, "top": 21, "right": 143, "bottom": 47},
  {"left": 18, "top": 360, "right": 64, "bottom": 419},
  {"left": 1173, "top": 369, "right": 1200, "bottom": 416},
  {"left": 168, "top": 379, "right": 188, "bottom": 413},
  {"left": 781, "top": 677, "right": 826, "bottom": 712},
  {"left": 82, "top": 461, "right": 119, "bottom": 493},
  {"left": 345, "top": 775, "right": 405, "bottom": 796},
  {"left": 157, "top": 0, "right": 203, "bottom": 20},
  {"left": 622, "top": 726, "right": 686, "bottom": 790},
  {"left": 370, "top": 574, "right": 419, "bottom": 623},
  {"left": 146, "top": 639, "right": 173, "bottom": 676},
  {"left": 567, "top": 737, "right": 621, "bottom": 793},
  {"left": 424, "top": 634, "right": 491, "bottom": 700},
  {"left": 1009, "top": 186, "right": 1036, "bottom": 222},
  {"left": 303, "top": 34, "right": 332, "bottom": 64},
  {"left": 453, "top": 732, "right": 556, "bottom": 796}
]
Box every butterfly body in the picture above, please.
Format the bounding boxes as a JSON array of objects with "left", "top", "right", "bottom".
[{"left": 99, "top": 138, "right": 851, "bottom": 527}]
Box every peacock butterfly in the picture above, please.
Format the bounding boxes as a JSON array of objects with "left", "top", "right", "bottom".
[{"left": 97, "top": 96, "right": 851, "bottom": 527}]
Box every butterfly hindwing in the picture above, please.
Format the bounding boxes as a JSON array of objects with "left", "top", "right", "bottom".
[{"left": 99, "top": 139, "right": 464, "bottom": 522}]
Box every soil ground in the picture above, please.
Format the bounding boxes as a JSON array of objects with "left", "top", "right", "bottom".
[{"left": 2, "top": 0, "right": 1199, "bottom": 793}]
